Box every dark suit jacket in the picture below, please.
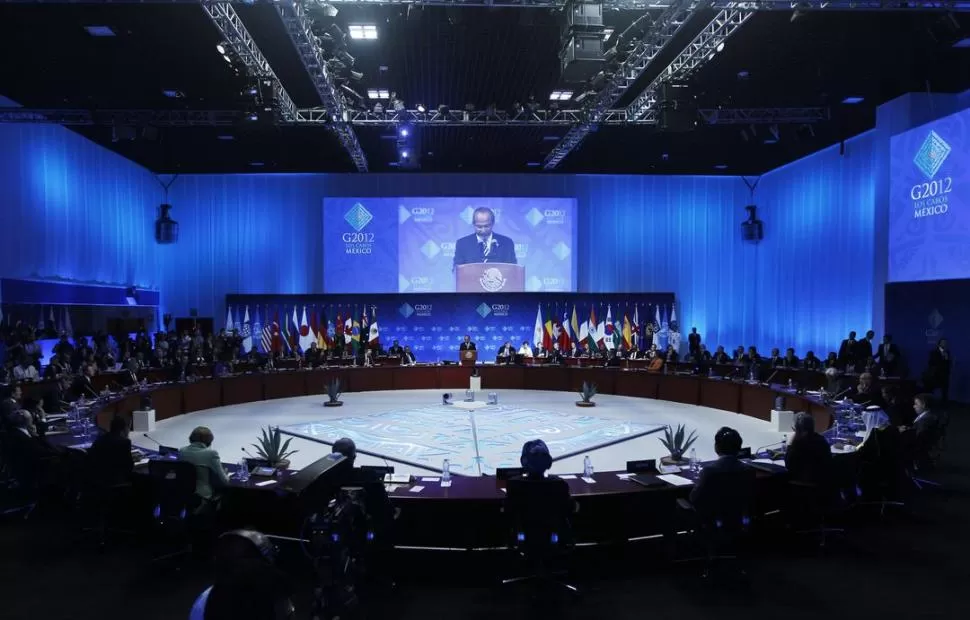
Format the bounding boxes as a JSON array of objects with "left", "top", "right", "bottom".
[
  {"left": 928, "top": 348, "right": 951, "bottom": 383},
  {"left": 387, "top": 346, "right": 404, "bottom": 357},
  {"left": 497, "top": 346, "right": 515, "bottom": 360},
  {"left": 785, "top": 433, "right": 832, "bottom": 485},
  {"left": 856, "top": 338, "right": 874, "bottom": 362},
  {"left": 459, "top": 342, "right": 477, "bottom": 351},
  {"left": 452, "top": 232, "right": 517, "bottom": 267},
  {"left": 688, "top": 332, "right": 701, "bottom": 350},
  {"left": 803, "top": 356, "right": 821, "bottom": 370},
  {"left": 712, "top": 352, "right": 731, "bottom": 364},
  {"left": 875, "top": 343, "right": 899, "bottom": 364},
  {"left": 402, "top": 351, "right": 416, "bottom": 365},
  {"left": 838, "top": 339, "right": 858, "bottom": 364},
  {"left": 782, "top": 355, "right": 800, "bottom": 368},
  {"left": 688, "top": 456, "right": 756, "bottom": 523},
  {"left": 88, "top": 433, "right": 134, "bottom": 486}
]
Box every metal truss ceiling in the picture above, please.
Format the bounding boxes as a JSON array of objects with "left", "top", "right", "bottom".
[{"left": 202, "top": 1, "right": 298, "bottom": 122}]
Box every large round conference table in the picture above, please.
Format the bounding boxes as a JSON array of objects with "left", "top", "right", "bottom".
[{"left": 60, "top": 362, "right": 854, "bottom": 549}]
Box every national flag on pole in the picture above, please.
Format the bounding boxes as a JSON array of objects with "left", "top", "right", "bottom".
[
  {"left": 254, "top": 308, "right": 266, "bottom": 353},
  {"left": 344, "top": 313, "right": 354, "bottom": 353},
  {"left": 315, "top": 309, "right": 327, "bottom": 350},
  {"left": 299, "top": 306, "right": 314, "bottom": 353},
  {"left": 309, "top": 307, "right": 319, "bottom": 348},
  {"left": 558, "top": 309, "right": 572, "bottom": 351},
  {"left": 336, "top": 313, "right": 345, "bottom": 350},
  {"left": 234, "top": 306, "right": 242, "bottom": 337},
  {"left": 622, "top": 310, "right": 633, "bottom": 349},
  {"left": 351, "top": 311, "right": 361, "bottom": 354},
  {"left": 327, "top": 315, "right": 336, "bottom": 350},
  {"left": 659, "top": 305, "right": 670, "bottom": 350},
  {"left": 271, "top": 312, "right": 282, "bottom": 353},
  {"left": 570, "top": 305, "right": 580, "bottom": 349},
  {"left": 584, "top": 305, "right": 600, "bottom": 353},
  {"left": 290, "top": 306, "right": 300, "bottom": 352},
  {"left": 668, "top": 305, "right": 681, "bottom": 352},
  {"left": 360, "top": 307, "right": 369, "bottom": 349},
  {"left": 543, "top": 305, "right": 554, "bottom": 351},
  {"left": 368, "top": 306, "right": 380, "bottom": 348},
  {"left": 654, "top": 304, "right": 662, "bottom": 349},
  {"left": 225, "top": 306, "right": 234, "bottom": 332},
  {"left": 281, "top": 307, "right": 293, "bottom": 353},
  {"left": 242, "top": 306, "right": 253, "bottom": 352},
  {"left": 603, "top": 306, "right": 616, "bottom": 350},
  {"left": 532, "top": 304, "right": 544, "bottom": 349},
  {"left": 632, "top": 305, "right": 640, "bottom": 349}
]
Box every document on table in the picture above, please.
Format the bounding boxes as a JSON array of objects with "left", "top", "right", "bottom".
[
  {"left": 255, "top": 480, "right": 277, "bottom": 487},
  {"left": 657, "top": 474, "right": 694, "bottom": 487},
  {"left": 581, "top": 477, "right": 596, "bottom": 484},
  {"left": 441, "top": 480, "right": 452, "bottom": 488},
  {"left": 421, "top": 477, "right": 440, "bottom": 482},
  {"left": 616, "top": 473, "right": 634, "bottom": 480},
  {"left": 658, "top": 464, "right": 682, "bottom": 474},
  {"left": 558, "top": 474, "right": 577, "bottom": 479},
  {"left": 752, "top": 458, "right": 783, "bottom": 466},
  {"left": 409, "top": 485, "right": 425, "bottom": 493}
]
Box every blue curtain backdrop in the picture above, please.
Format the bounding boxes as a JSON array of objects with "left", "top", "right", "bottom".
[
  {"left": 162, "top": 170, "right": 877, "bottom": 356},
  {"left": 0, "top": 123, "right": 163, "bottom": 291}
]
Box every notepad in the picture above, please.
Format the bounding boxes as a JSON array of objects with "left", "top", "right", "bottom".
[
  {"left": 657, "top": 474, "right": 694, "bottom": 487},
  {"left": 752, "top": 458, "right": 780, "bottom": 465},
  {"left": 421, "top": 477, "right": 440, "bottom": 482},
  {"left": 255, "top": 479, "right": 277, "bottom": 487},
  {"left": 409, "top": 485, "right": 425, "bottom": 493},
  {"left": 616, "top": 473, "right": 633, "bottom": 480},
  {"left": 558, "top": 474, "right": 577, "bottom": 480},
  {"left": 658, "top": 464, "right": 682, "bottom": 474}
]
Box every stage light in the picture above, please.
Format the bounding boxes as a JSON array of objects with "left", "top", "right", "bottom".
[
  {"left": 400, "top": 127, "right": 409, "bottom": 138},
  {"left": 400, "top": 149, "right": 409, "bottom": 159},
  {"left": 216, "top": 43, "right": 227, "bottom": 55},
  {"left": 348, "top": 24, "right": 378, "bottom": 40},
  {"left": 716, "top": 42, "right": 725, "bottom": 53},
  {"left": 416, "top": 104, "right": 426, "bottom": 113},
  {"left": 222, "top": 55, "right": 232, "bottom": 64},
  {"left": 842, "top": 96, "right": 864, "bottom": 104}
]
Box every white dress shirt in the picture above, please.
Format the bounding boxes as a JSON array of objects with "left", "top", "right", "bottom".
[
  {"left": 14, "top": 365, "right": 39, "bottom": 381},
  {"left": 518, "top": 344, "right": 533, "bottom": 358}
]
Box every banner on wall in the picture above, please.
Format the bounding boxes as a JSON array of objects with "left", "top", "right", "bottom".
[
  {"left": 226, "top": 293, "right": 675, "bottom": 361},
  {"left": 885, "top": 279, "right": 970, "bottom": 403}
]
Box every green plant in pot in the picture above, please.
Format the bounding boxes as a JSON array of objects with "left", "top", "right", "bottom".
[
  {"left": 576, "top": 381, "right": 597, "bottom": 407},
  {"left": 659, "top": 424, "right": 698, "bottom": 464},
  {"left": 324, "top": 378, "right": 343, "bottom": 407},
  {"left": 253, "top": 426, "right": 298, "bottom": 470}
]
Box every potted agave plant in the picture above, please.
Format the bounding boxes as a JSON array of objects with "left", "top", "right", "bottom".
[
  {"left": 324, "top": 378, "right": 343, "bottom": 407},
  {"left": 659, "top": 424, "right": 698, "bottom": 465},
  {"left": 253, "top": 426, "right": 298, "bottom": 470},
  {"left": 576, "top": 381, "right": 597, "bottom": 407}
]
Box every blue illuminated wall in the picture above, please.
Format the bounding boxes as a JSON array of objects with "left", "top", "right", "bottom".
[{"left": 0, "top": 122, "right": 163, "bottom": 292}]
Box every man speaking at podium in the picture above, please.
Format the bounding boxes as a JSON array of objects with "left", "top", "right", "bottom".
[{"left": 453, "top": 207, "right": 518, "bottom": 267}]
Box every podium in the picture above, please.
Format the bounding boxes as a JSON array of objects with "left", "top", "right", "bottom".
[
  {"left": 455, "top": 263, "right": 524, "bottom": 293},
  {"left": 460, "top": 350, "right": 478, "bottom": 367}
]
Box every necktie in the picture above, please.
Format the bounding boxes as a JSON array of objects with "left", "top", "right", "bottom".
[{"left": 481, "top": 238, "right": 491, "bottom": 260}]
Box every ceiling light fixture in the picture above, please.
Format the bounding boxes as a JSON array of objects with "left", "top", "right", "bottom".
[
  {"left": 842, "top": 96, "right": 864, "bottom": 104},
  {"left": 84, "top": 25, "right": 116, "bottom": 37},
  {"left": 348, "top": 24, "right": 378, "bottom": 40},
  {"left": 367, "top": 89, "right": 390, "bottom": 100},
  {"left": 549, "top": 90, "right": 573, "bottom": 102}
]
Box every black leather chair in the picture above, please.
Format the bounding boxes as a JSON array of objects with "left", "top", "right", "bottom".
[
  {"left": 502, "top": 476, "right": 578, "bottom": 595},
  {"left": 148, "top": 459, "right": 198, "bottom": 563},
  {"left": 787, "top": 480, "right": 846, "bottom": 548}
]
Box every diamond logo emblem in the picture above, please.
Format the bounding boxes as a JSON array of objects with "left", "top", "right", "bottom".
[
  {"left": 928, "top": 308, "right": 943, "bottom": 329},
  {"left": 526, "top": 276, "right": 543, "bottom": 292},
  {"left": 420, "top": 240, "right": 441, "bottom": 259},
  {"left": 398, "top": 205, "right": 412, "bottom": 224},
  {"left": 399, "top": 303, "right": 415, "bottom": 319},
  {"left": 914, "top": 130, "right": 951, "bottom": 180},
  {"left": 459, "top": 206, "right": 476, "bottom": 225},
  {"left": 476, "top": 303, "right": 492, "bottom": 318},
  {"left": 552, "top": 242, "right": 571, "bottom": 261},
  {"left": 525, "top": 208, "right": 545, "bottom": 227},
  {"left": 344, "top": 202, "right": 373, "bottom": 231},
  {"left": 398, "top": 274, "right": 411, "bottom": 292}
]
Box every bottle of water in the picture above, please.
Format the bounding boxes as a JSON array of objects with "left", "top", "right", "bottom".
[
  {"left": 237, "top": 459, "right": 250, "bottom": 482},
  {"left": 749, "top": 368, "right": 755, "bottom": 382},
  {"left": 442, "top": 459, "right": 451, "bottom": 483},
  {"left": 583, "top": 455, "right": 593, "bottom": 478},
  {"left": 690, "top": 448, "right": 699, "bottom": 473}
]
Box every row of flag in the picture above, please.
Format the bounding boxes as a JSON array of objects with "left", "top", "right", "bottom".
[
  {"left": 531, "top": 303, "right": 679, "bottom": 353},
  {"left": 0, "top": 305, "right": 77, "bottom": 335},
  {"left": 226, "top": 304, "right": 380, "bottom": 355}
]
